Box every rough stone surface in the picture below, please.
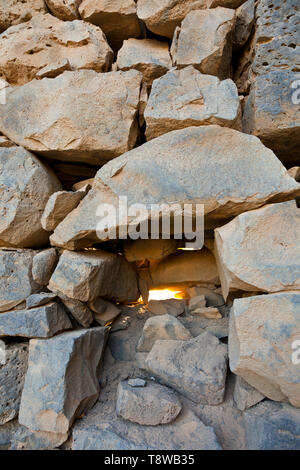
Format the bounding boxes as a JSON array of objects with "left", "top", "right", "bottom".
[
  {"left": 31, "top": 249, "right": 58, "bottom": 288},
  {"left": 137, "top": 314, "right": 192, "bottom": 352},
  {"left": 147, "top": 299, "right": 186, "bottom": 317},
  {"left": 0, "top": 343, "right": 28, "bottom": 425},
  {"left": 48, "top": 249, "right": 139, "bottom": 303},
  {"left": 145, "top": 67, "right": 241, "bottom": 140},
  {"left": 79, "top": 0, "right": 141, "bottom": 50},
  {"left": 145, "top": 332, "right": 228, "bottom": 404},
  {"left": 19, "top": 327, "right": 108, "bottom": 433},
  {"left": 59, "top": 296, "right": 93, "bottom": 328},
  {"left": 49, "top": 126, "right": 300, "bottom": 249},
  {"left": 26, "top": 293, "right": 57, "bottom": 309},
  {"left": 243, "top": 400, "right": 300, "bottom": 450},
  {"left": 171, "top": 8, "right": 235, "bottom": 79},
  {"left": 191, "top": 307, "right": 222, "bottom": 319},
  {"left": 0, "top": 302, "right": 72, "bottom": 338},
  {"left": 124, "top": 239, "right": 178, "bottom": 262},
  {"left": 215, "top": 201, "right": 300, "bottom": 299},
  {"left": 116, "top": 380, "right": 182, "bottom": 425},
  {"left": 188, "top": 295, "right": 206, "bottom": 312},
  {"left": 0, "top": 14, "right": 113, "bottom": 85},
  {"left": 117, "top": 39, "right": 172, "bottom": 87},
  {"left": 88, "top": 298, "right": 121, "bottom": 326},
  {"left": 128, "top": 378, "right": 146, "bottom": 388},
  {"left": 233, "top": 376, "right": 265, "bottom": 411},
  {"left": 233, "top": 0, "right": 254, "bottom": 48},
  {"left": 45, "top": 0, "right": 81, "bottom": 20},
  {"left": 0, "top": 147, "right": 62, "bottom": 248},
  {"left": 229, "top": 292, "right": 300, "bottom": 407},
  {"left": 41, "top": 190, "right": 85, "bottom": 232},
  {"left": 0, "top": 0, "right": 47, "bottom": 32},
  {"left": 0, "top": 70, "right": 142, "bottom": 165}
]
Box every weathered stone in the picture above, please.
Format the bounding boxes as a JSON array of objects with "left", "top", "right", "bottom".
[
  {"left": 26, "top": 293, "right": 57, "bottom": 309},
  {"left": 186, "top": 286, "right": 225, "bottom": 307},
  {"left": 72, "top": 178, "right": 94, "bottom": 191},
  {"left": 0, "top": 14, "right": 113, "bottom": 85},
  {"left": 59, "top": 296, "right": 93, "bottom": 328},
  {"left": 0, "top": 0, "right": 47, "bottom": 32},
  {"left": 191, "top": 307, "right": 222, "bottom": 319},
  {"left": 0, "top": 135, "right": 14, "bottom": 147},
  {"left": 0, "top": 343, "right": 28, "bottom": 425},
  {"left": 49, "top": 126, "right": 300, "bottom": 249},
  {"left": 145, "top": 332, "right": 228, "bottom": 404},
  {"left": 124, "top": 239, "right": 178, "bottom": 262},
  {"left": 116, "top": 380, "right": 182, "bottom": 425},
  {"left": 0, "top": 302, "right": 72, "bottom": 338},
  {"left": 137, "top": 0, "right": 208, "bottom": 39},
  {"left": 0, "top": 249, "right": 39, "bottom": 313},
  {"left": 0, "top": 147, "right": 62, "bottom": 248},
  {"left": 229, "top": 292, "right": 300, "bottom": 407},
  {"left": 0, "top": 70, "right": 142, "bottom": 165},
  {"left": 243, "top": 401, "right": 300, "bottom": 450},
  {"left": 145, "top": 67, "right": 241, "bottom": 140},
  {"left": 48, "top": 249, "right": 139, "bottom": 303},
  {"left": 36, "top": 59, "right": 72, "bottom": 80},
  {"left": 137, "top": 314, "right": 192, "bottom": 352},
  {"left": 79, "top": 0, "right": 141, "bottom": 50},
  {"left": 181, "top": 315, "right": 229, "bottom": 339},
  {"left": 171, "top": 8, "right": 235, "bottom": 79},
  {"left": 117, "top": 39, "right": 172, "bottom": 87},
  {"left": 88, "top": 298, "right": 121, "bottom": 326},
  {"left": 233, "top": 376, "right": 265, "bottom": 411},
  {"left": 188, "top": 295, "right": 206, "bottom": 312},
  {"left": 215, "top": 201, "right": 300, "bottom": 299},
  {"left": 45, "top": 0, "right": 81, "bottom": 20},
  {"left": 128, "top": 378, "right": 146, "bottom": 388},
  {"left": 147, "top": 299, "right": 186, "bottom": 317},
  {"left": 19, "top": 327, "right": 108, "bottom": 433},
  {"left": 233, "top": 0, "right": 254, "bottom": 48},
  {"left": 41, "top": 190, "right": 86, "bottom": 232},
  {"left": 32, "top": 248, "right": 58, "bottom": 286}
]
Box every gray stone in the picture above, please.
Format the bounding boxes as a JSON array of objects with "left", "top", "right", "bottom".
[
  {"left": 188, "top": 295, "right": 207, "bottom": 312},
  {"left": 145, "top": 332, "right": 228, "bottom": 405},
  {"left": 88, "top": 298, "right": 121, "bottom": 326},
  {"left": 41, "top": 190, "right": 86, "bottom": 231},
  {"left": 19, "top": 327, "right": 108, "bottom": 433},
  {"left": 233, "top": 376, "right": 265, "bottom": 411},
  {"left": 26, "top": 293, "right": 57, "bottom": 309},
  {"left": 59, "top": 295, "right": 93, "bottom": 328},
  {"left": 0, "top": 343, "right": 28, "bottom": 424},
  {"left": 124, "top": 239, "right": 178, "bottom": 262},
  {"left": 191, "top": 307, "right": 222, "bottom": 319},
  {"left": 181, "top": 316, "right": 229, "bottom": 339},
  {"left": 147, "top": 299, "right": 186, "bottom": 317},
  {"left": 128, "top": 378, "right": 146, "bottom": 388},
  {"left": 0, "top": 302, "right": 72, "bottom": 338},
  {"left": 233, "top": 0, "right": 255, "bottom": 49},
  {"left": 116, "top": 380, "right": 182, "bottom": 425},
  {"left": 32, "top": 248, "right": 58, "bottom": 286}
]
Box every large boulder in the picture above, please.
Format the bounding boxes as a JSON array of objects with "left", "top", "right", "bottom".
[
  {"left": 45, "top": 0, "right": 81, "bottom": 20},
  {"left": 229, "top": 292, "right": 300, "bottom": 407},
  {"left": 171, "top": 8, "right": 235, "bottom": 79},
  {"left": 0, "top": 147, "right": 62, "bottom": 248},
  {"left": 145, "top": 66, "right": 241, "bottom": 140},
  {"left": 48, "top": 249, "right": 139, "bottom": 303},
  {"left": 215, "top": 201, "right": 300, "bottom": 299},
  {"left": 0, "top": 0, "right": 47, "bottom": 32},
  {"left": 145, "top": 332, "right": 228, "bottom": 404},
  {"left": 19, "top": 327, "right": 108, "bottom": 433},
  {"left": 0, "top": 14, "right": 113, "bottom": 85},
  {"left": 49, "top": 126, "right": 300, "bottom": 250},
  {"left": 79, "top": 0, "right": 141, "bottom": 50},
  {"left": 136, "top": 0, "right": 208, "bottom": 39},
  {"left": 0, "top": 70, "right": 142, "bottom": 165}
]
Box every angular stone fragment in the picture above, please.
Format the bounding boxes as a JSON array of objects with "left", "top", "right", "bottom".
[
  {"left": 229, "top": 292, "right": 300, "bottom": 407},
  {"left": 171, "top": 8, "right": 235, "bottom": 79},
  {"left": 145, "top": 67, "right": 241, "bottom": 140},
  {"left": 117, "top": 39, "right": 172, "bottom": 87},
  {"left": 145, "top": 332, "right": 228, "bottom": 404},
  {"left": 191, "top": 307, "right": 222, "bottom": 319},
  {"left": 19, "top": 327, "right": 108, "bottom": 433},
  {"left": 72, "top": 178, "right": 94, "bottom": 191},
  {"left": 88, "top": 298, "right": 121, "bottom": 326},
  {"left": 0, "top": 0, "right": 47, "bottom": 32},
  {"left": 0, "top": 302, "right": 72, "bottom": 338},
  {"left": 0, "top": 136, "right": 14, "bottom": 148},
  {"left": 0, "top": 14, "right": 113, "bottom": 85},
  {"left": 79, "top": 0, "right": 141, "bottom": 50},
  {"left": 0, "top": 249, "right": 39, "bottom": 313},
  {"left": 233, "top": 0, "right": 254, "bottom": 49},
  {"left": 137, "top": 314, "right": 192, "bottom": 352},
  {"left": 124, "top": 239, "right": 178, "bottom": 262},
  {"left": 26, "top": 293, "right": 57, "bottom": 309},
  {"left": 128, "top": 378, "right": 146, "bottom": 388},
  {"left": 48, "top": 249, "right": 139, "bottom": 303},
  {"left": 36, "top": 59, "right": 72, "bottom": 80},
  {"left": 59, "top": 296, "right": 93, "bottom": 328},
  {"left": 116, "top": 380, "right": 182, "bottom": 425},
  {"left": 215, "top": 201, "right": 300, "bottom": 299},
  {"left": 147, "top": 299, "right": 186, "bottom": 317},
  {"left": 41, "top": 190, "right": 86, "bottom": 232},
  {"left": 45, "top": 0, "right": 81, "bottom": 20},
  {"left": 0, "top": 70, "right": 142, "bottom": 165},
  {"left": 0, "top": 343, "right": 28, "bottom": 425},
  {"left": 188, "top": 295, "right": 206, "bottom": 312},
  {"left": 0, "top": 147, "right": 62, "bottom": 248},
  {"left": 233, "top": 376, "right": 265, "bottom": 411},
  {"left": 49, "top": 126, "right": 300, "bottom": 249},
  {"left": 137, "top": 0, "right": 208, "bottom": 39},
  {"left": 32, "top": 248, "right": 58, "bottom": 286}
]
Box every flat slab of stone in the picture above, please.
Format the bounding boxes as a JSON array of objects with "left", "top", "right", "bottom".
[{"left": 26, "top": 293, "right": 57, "bottom": 309}]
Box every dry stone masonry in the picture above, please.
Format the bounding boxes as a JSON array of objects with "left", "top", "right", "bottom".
[{"left": 0, "top": 0, "right": 299, "bottom": 451}]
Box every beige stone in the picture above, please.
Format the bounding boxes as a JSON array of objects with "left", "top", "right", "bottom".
[
  {"left": 0, "top": 136, "right": 14, "bottom": 148},
  {"left": 229, "top": 292, "right": 300, "bottom": 407},
  {"left": 41, "top": 190, "right": 86, "bottom": 232},
  {"left": 0, "top": 70, "right": 142, "bottom": 165},
  {"left": 171, "top": 8, "right": 235, "bottom": 79},
  {"left": 207, "top": 0, "right": 246, "bottom": 7},
  {"left": 137, "top": 0, "right": 208, "bottom": 39},
  {"left": 117, "top": 39, "right": 172, "bottom": 87},
  {"left": 79, "top": 0, "right": 141, "bottom": 50},
  {"left": 215, "top": 201, "right": 300, "bottom": 299},
  {"left": 148, "top": 299, "right": 186, "bottom": 317},
  {"left": 88, "top": 298, "right": 121, "bottom": 326},
  {"left": 145, "top": 66, "right": 241, "bottom": 140},
  {"left": 188, "top": 295, "right": 206, "bottom": 312},
  {"left": 45, "top": 0, "right": 81, "bottom": 20},
  {"left": 288, "top": 167, "right": 300, "bottom": 181},
  {"left": 191, "top": 307, "right": 222, "bottom": 319},
  {"left": 0, "top": 14, "right": 113, "bottom": 86},
  {"left": 36, "top": 59, "right": 72, "bottom": 80},
  {"left": 233, "top": 0, "right": 254, "bottom": 49},
  {"left": 72, "top": 179, "right": 94, "bottom": 191},
  {"left": 49, "top": 126, "right": 300, "bottom": 250},
  {"left": 0, "top": 0, "right": 47, "bottom": 32},
  {"left": 124, "top": 239, "right": 178, "bottom": 262},
  {"left": 0, "top": 147, "right": 62, "bottom": 248}
]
